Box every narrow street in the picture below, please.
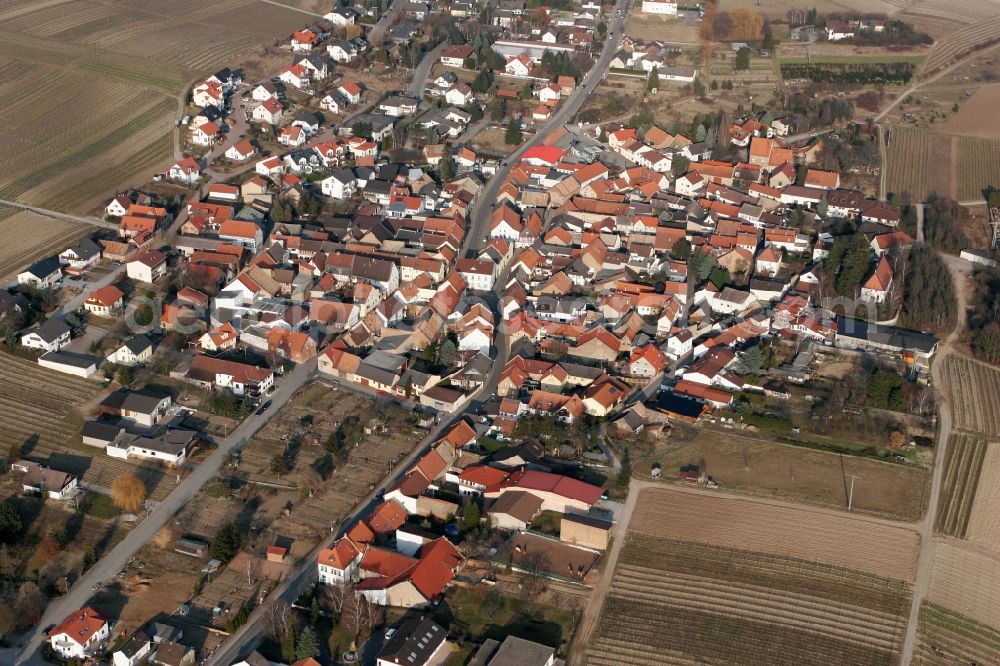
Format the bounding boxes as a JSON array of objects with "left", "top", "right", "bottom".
[{"left": 15, "top": 359, "right": 320, "bottom": 666}]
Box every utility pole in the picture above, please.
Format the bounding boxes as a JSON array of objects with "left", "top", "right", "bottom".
[{"left": 847, "top": 474, "right": 862, "bottom": 511}]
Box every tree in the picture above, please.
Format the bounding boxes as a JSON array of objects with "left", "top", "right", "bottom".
[
  {"left": 296, "top": 626, "right": 321, "bottom": 659},
  {"left": 596, "top": 20, "right": 607, "bottom": 39},
  {"left": 439, "top": 338, "right": 457, "bottom": 366},
  {"left": 0, "top": 602, "right": 15, "bottom": 638},
  {"left": 646, "top": 68, "right": 659, "bottom": 92},
  {"left": 671, "top": 237, "right": 692, "bottom": 261},
  {"left": 0, "top": 502, "right": 22, "bottom": 543},
  {"left": 82, "top": 541, "right": 98, "bottom": 572},
  {"left": 270, "top": 453, "right": 289, "bottom": 477},
  {"left": 671, "top": 155, "right": 690, "bottom": 178},
  {"left": 735, "top": 46, "right": 751, "bottom": 71},
  {"left": 351, "top": 121, "right": 373, "bottom": 138},
  {"left": 472, "top": 68, "right": 492, "bottom": 93},
  {"left": 728, "top": 8, "right": 764, "bottom": 40},
  {"left": 117, "top": 365, "right": 133, "bottom": 386},
  {"left": 7, "top": 443, "right": 21, "bottom": 462},
  {"left": 504, "top": 117, "right": 523, "bottom": 145},
  {"left": 462, "top": 501, "right": 481, "bottom": 532},
  {"left": 15, "top": 582, "right": 43, "bottom": 629},
  {"left": 489, "top": 99, "right": 506, "bottom": 121},
  {"left": 271, "top": 198, "right": 285, "bottom": 224},
  {"left": 211, "top": 522, "right": 242, "bottom": 562},
  {"left": 439, "top": 150, "right": 457, "bottom": 181},
  {"left": 111, "top": 473, "right": 147, "bottom": 513},
  {"left": 281, "top": 623, "right": 298, "bottom": 664}
]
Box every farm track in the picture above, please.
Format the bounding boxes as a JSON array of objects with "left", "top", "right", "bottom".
[{"left": 935, "top": 434, "right": 986, "bottom": 537}]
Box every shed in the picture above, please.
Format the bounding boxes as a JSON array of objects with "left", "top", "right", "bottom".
[
  {"left": 174, "top": 538, "right": 209, "bottom": 558},
  {"left": 560, "top": 512, "right": 613, "bottom": 550}
]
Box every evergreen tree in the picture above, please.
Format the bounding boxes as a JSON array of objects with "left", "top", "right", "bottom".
[
  {"left": 504, "top": 117, "right": 523, "bottom": 145},
  {"left": 646, "top": 68, "right": 659, "bottom": 92},
  {"left": 694, "top": 124, "right": 707, "bottom": 142},
  {"left": 281, "top": 625, "right": 297, "bottom": 664},
  {"left": 462, "top": 501, "right": 481, "bottom": 532},
  {"left": 440, "top": 338, "right": 458, "bottom": 366},
  {"left": 296, "top": 626, "right": 320, "bottom": 660},
  {"left": 210, "top": 523, "right": 242, "bottom": 562}
]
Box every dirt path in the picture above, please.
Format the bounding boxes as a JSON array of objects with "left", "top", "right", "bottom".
[{"left": 898, "top": 254, "right": 971, "bottom": 665}]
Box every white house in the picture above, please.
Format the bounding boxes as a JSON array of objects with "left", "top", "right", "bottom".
[
  {"left": 444, "top": 83, "right": 473, "bottom": 106},
  {"left": 107, "top": 335, "right": 154, "bottom": 367},
  {"left": 168, "top": 157, "right": 202, "bottom": 185},
  {"left": 15, "top": 461, "right": 79, "bottom": 501},
  {"left": 127, "top": 250, "right": 167, "bottom": 283},
  {"left": 641, "top": 0, "right": 677, "bottom": 13},
  {"left": 18, "top": 257, "right": 62, "bottom": 289},
  {"left": 107, "top": 430, "right": 196, "bottom": 466},
  {"left": 112, "top": 631, "right": 152, "bottom": 666},
  {"left": 457, "top": 258, "right": 496, "bottom": 291},
  {"left": 225, "top": 139, "right": 256, "bottom": 161},
  {"left": 21, "top": 318, "right": 71, "bottom": 352},
  {"left": 321, "top": 170, "right": 358, "bottom": 199},
  {"left": 48, "top": 608, "right": 109, "bottom": 660},
  {"left": 252, "top": 97, "right": 284, "bottom": 124},
  {"left": 318, "top": 538, "right": 363, "bottom": 584},
  {"left": 505, "top": 54, "right": 533, "bottom": 77},
  {"left": 59, "top": 237, "right": 102, "bottom": 272}
]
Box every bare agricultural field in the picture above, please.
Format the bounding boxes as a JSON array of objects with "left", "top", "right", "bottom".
[
  {"left": 577, "top": 75, "right": 645, "bottom": 123},
  {"left": 629, "top": 487, "right": 920, "bottom": 580},
  {"left": 587, "top": 488, "right": 916, "bottom": 666},
  {"left": 915, "top": 602, "right": 1000, "bottom": 665},
  {"left": 943, "top": 356, "right": 1000, "bottom": 436},
  {"left": 965, "top": 443, "right": 1000, "bottom": 547},
  {"left": 942, "top": 84, "right": 1000, "bottom": 138},
  {"left": 0, "top": 208, "right": 88, "bottom": 279},
  {"left": 885, "top": 124, "right": 953, "bottom": 200},
  {"left": 625, "top": 14, "right": 700, "bottom": 43},
  {"left": 718, "top": 0, "right": 901, "bottom": 19},
  {"left": 955, "top": 136, "right": 1000, "bottom": 202},
  {"left": 633, "top": 430, "right": 928, "bottom": 520},
  {"left": 935, "top": 434, "right": 986, "bottom": 538},
  {"left": 927, "top": 540, "right": 1000, "bottom": 631},
  {"left": 0, "top": 0, "right": 309, "bottom": 218}
]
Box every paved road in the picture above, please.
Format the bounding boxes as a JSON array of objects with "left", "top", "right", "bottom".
[
  {"left": 366, "top": 5, "right": 400, "bottom": 47},
  {"left": 407, "top": 41, "right": 445, "bottom": 98},
  {"left": 206, "top": 327, "right": 510, "bottom": 665},
  {"left": 463, "top": 0, "right": 631, "bottom": 248},
  {"left": 898, "top": 254, "right": 971, "bottom": 665},
  {"left": 0, "top": 199, "right": 116, "bottom": 231},
  {"left": 14, "top": 359, "right": 320, "bottom": 666}
]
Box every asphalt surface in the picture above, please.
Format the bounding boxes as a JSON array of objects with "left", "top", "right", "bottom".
[
  {"left": 13, "top": 359, "right": 320, "bottom": 666},
  {"left": 407, "top": 41, "right": 446, "bottom": 98},
  {"left": 208, "top": 8, "right": 631, "bottom": 662},
  {"left": 463, "top": 0, "right": 632, "bottom": 247}
]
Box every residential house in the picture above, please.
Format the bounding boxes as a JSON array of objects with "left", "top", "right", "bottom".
[
  {"left": 48, "top": 608, "right": 109, "bottom": 660},
  {"left": 127, "top": 249, "right": 168, "bottom": 283},
  {"left": 21, "top": 318, "right": 71, "bottom": 352}
]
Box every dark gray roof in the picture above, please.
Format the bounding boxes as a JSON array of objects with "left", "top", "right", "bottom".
[
  {"left": 471, "top": 636, "right": 556, "bottom": 666},
  {"left": 122, "top": 334, "right": 153, "bottom": 355},
  {"left": 39, "top": 350, "right": 99, "bottom": 369},
  {"left": 82, "top": 421, "right": 124, "bottom": 443},
  {"left": 115, "top": 631, "right": 150, "bottom": 658},
  {"left": 22, "top": 256, "right": 62, "bottom": 279},
  {"left": 31, "top": 317, "right": 71, "bottom": 342},
  {"left": 63, "top": 237, "right": 101, "bottom": 261},
  {"left": 836, "top": 316, "right": 938, "bottom": 354},
  {"left": 377, "top": 618, "right": 447, "bottom": 665}
]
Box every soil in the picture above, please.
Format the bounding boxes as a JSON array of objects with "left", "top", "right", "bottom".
[
  {"left": 629, "top": 486, "right": 921, "bottom": 580},
  {"left": 633, "top": 430, "right": 929, "bottom": 521},
  {"left": 941, "top": 83, "right": 1000, "bottom": 137},
  {"left": 965, "top": 444, "right": 1000, "bottom": 547}
]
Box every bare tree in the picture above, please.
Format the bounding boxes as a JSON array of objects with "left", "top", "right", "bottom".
[
  {"left": 519, "top": 550, "right": 552, "bottom": 606},
  {"left": 265, "top": 600, "right": 293, "bottom": 640},
  {"left": 244, "top": 553, "right": 262, "bottom": 587},
  {"left": 15, "top": 582, "right": 43, "bottom": 629},
  {"left": 324, "top": 581, "right": 349, "bottom": 616}
]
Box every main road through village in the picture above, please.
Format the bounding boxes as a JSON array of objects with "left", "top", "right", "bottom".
[{"left": 13, "top": 2, "right": 631, "bottom": 663}]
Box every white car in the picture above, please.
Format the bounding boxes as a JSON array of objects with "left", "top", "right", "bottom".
[{"left": 385, "top": 628, "right": 396, "bottom": 640}]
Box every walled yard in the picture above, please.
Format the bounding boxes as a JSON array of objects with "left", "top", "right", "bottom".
[{"left": 586, "top": 487, "right": 918, "bottom": 665}]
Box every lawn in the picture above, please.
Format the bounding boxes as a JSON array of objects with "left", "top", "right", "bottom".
[
  {"left": 79, "top": 492, "right": 122, "bottom": 520},
  {"left": 434, "top": 587, "right": 577, "bottom": 653}
]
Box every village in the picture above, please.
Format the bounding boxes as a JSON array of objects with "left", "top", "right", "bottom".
[{"left": 0, "top": 0, "right": 993, "bottom": 663}]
